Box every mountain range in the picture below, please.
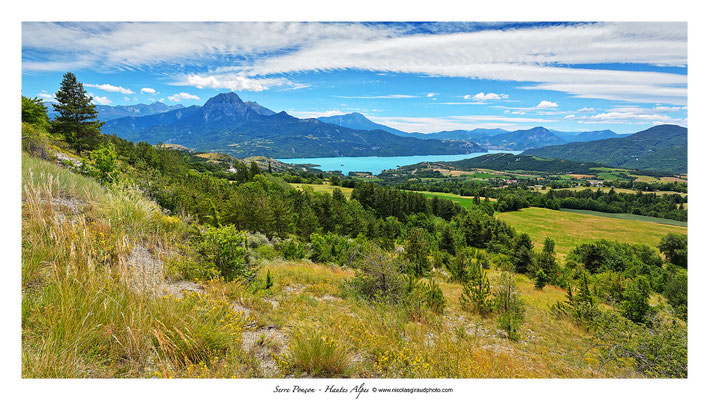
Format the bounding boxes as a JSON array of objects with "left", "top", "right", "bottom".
[
  {"left": 101, "top": 93, "right": 484, "bottom": 158},
  {"left": 522, "top": 124, "right": 687, "bottom": 174},
  {"left": 317, "top": 112, "right": 628, "bottom": 151},
  {"left": 45, "top": 101, "right": 186, "bottom": 121}
]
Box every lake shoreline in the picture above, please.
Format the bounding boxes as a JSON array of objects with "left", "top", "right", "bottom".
[{"left": 277, "top": 150, "right": 521, "bottom": 175}]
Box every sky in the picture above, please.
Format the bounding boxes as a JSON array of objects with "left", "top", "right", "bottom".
[{"left": 21, "top": 21, "right": 687, "bottom": 134}]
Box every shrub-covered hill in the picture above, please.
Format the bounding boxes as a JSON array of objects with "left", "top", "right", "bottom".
[
  {"left": 21, "top": 153, "right": 674, "bottom": 378},
  {"left": 522, "top": 125, "right": 687, "bottom": 174}
]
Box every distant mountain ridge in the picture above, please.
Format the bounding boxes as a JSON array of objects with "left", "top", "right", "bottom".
[
  {"left": 318, "top": 113, "right": 408, "bottom": 135},
  {"left": 45, "top": 101, "right": 186, "bottom": 121},
  {"left": 102, "top": 92, "right": 484, "bottom": 158},
  {"left": 316, "top": 112, "right": 626, "bottom": 151},
  {"left": 522, "top": 124, "right": 687, "bottom": 174}
]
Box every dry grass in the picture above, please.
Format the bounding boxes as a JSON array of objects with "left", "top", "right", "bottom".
[
  {"left": 22, "top": 155, "right": 249, "bottom": 378},
  {"left": 214, "top": 260, "right": 638, "bottom": 378}
]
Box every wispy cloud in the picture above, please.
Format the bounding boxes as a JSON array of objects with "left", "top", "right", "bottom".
[
  {"left": 174, "top": 73, "right": 303, "bottom": 92},
  {"left": 286, "top": 109, "right": 347, "bottom": 119},
  {"left": 368, "top": 115, "right": 554, "bottom": 133},
  {"left": 85, "top": 83, "right": 134, "bottom": 94},
  {"left": 335, "top": 94, "right": 417, "bottom": 99},
  {"left": 22, "top": 22, "right": 687, "bottom": 104}
]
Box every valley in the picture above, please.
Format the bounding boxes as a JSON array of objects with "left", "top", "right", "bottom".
[{"left": 19, "top": 20, "right": 690, "bottom": 385}]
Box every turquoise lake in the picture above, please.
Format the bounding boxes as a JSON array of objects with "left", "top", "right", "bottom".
[{"left": 277, "top": 150, "right": 521, "bottom": 175}]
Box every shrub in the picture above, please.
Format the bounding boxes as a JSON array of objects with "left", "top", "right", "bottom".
[
  {"left": 194, "top": 225, "right": 252, "bottom": 282},
  {"left": 278, "top": 239, "right": 307, "bottom": 260},
  {"left": 663, "top": 270, "right": 687, "bottom": 320},
  {"left": 621, "top": 276, "right": 652, "bottom": 324},
  {"left": 343, "top": 249, "right": 407, "bottom": 303}
]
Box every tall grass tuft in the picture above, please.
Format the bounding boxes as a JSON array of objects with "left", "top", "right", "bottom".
[{"left": 22, "top": 155, "right": 247, "bottom": 377}]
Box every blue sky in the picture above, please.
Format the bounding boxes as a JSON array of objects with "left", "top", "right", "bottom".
[{"left": 22, "top": 22, "right": 687, "bottom": 134}]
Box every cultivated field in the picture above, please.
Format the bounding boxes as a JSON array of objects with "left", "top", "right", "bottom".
[
  {"left": 531, "top": 186, "right": 687, "bottom": 197},
  {"left": 496, "top": 207, "right": 687, "bottom": 259},
  {"left": 291, "top": 183, "right": 354, "bottom": 197}
]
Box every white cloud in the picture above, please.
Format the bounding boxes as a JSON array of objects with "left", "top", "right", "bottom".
[
  {"left": 176, "top": 73, "right": 298, "bottom": 92},
  {"left": 566, "top": 110, "right": 687, "bottom": 125},
  {"left": 564, "top": 114, "right": 576, "bottom": 119},
  {"left": 167, "top": 92, "right": 200, "bottom": 102},
  {"left": 576, "top": 107, "right": 596, "bottom": 113},
  {"left": 287, "top": 109, "right": 347, "bottom": 119},
  {"left": 21, "top": 22, "right": 687, "bottom": 105},
  {"left": 37, "top": 92, "right": 55, "bottom": 102},
  {"left": 124, "top": 96, "right": 130, "bottom": 101},
  {"left": 85, "top": 83, "right": 134, "bottom": 94},
  {"left": 140, "top": 87, "right": 157, "bottom": 95},
  {"left": 426, "top": 92, "right": 438, "bottom": 97},
  {"left": 463, "top": 92, "right": 509, "bottom": 102},
  {"left": 92, "top": 96, "right": 111, "bottom": 105},
  {"left": 535, "top": 100, "right": 558, "bottom": 109}
]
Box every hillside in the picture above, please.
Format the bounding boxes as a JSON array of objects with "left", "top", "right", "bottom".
[
  {"left": 102, "top": 93, "right": 483, "bottom": 158},
  {"left": 445, "top": 153, "right": 610, "bottom": 174},
  {"left": 522, "top": 125, "right": 687, "bottom": 174}
]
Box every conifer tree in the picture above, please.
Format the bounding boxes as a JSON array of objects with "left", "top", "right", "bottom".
[
  {"left": 249, "top": 161, "right": 260, "bottom": 179},
  {"left": 52, "top": 72, "right": 104, "bottom": 150}
]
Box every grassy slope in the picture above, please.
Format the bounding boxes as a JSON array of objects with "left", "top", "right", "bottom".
[
  {"left": 558, "top": 208, "right": 687, "bottom": 227},
  {"left": 497, "top": 207, "right": 687, "bottom": 259},
  {"left": 22, "top": 155, "right": 249, "bottom": 378},
  {"left": 23, "top": 155, "right": 640, "bottom": 378},
  {"left": 229, "top": 261, "right": 637, "bottom": 378},
  {"left": 531, "top": 185, "right": 687, "bottom": 197},
  {"left": 291, "top": 183, "right": 354, "bottom": 197},
  {"left": 415, "top": 191, "right": 497, "bottom": 208}
]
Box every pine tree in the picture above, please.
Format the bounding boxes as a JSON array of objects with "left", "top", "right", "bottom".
[
  {"left": 249, "top": 161, "right": 260, "bottom": 179},
  {"left": 52, "top": 72, "right": 104, "bottom": 150},
  {"left": 405, "top": 227, "right": 430, "bottom": 277},
  {"left": 460, "top": 261, "right": 494, "bottom": 316},
  {"left": 495, "top": 272, "right": 525, "bottom": 341},
  {"left": 439, "top": 224, "right": 456, "bottom": 255}
]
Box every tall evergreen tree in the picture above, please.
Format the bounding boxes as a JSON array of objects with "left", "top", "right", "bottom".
[
  {"left": 405, "top": 227, "right": 430, "bottom": 277},
  {"left": 249, "top": 161, "right": 260, "bottom": 179},
  {"left": 52, "top": 72, "right": 104, "bottom": 150}
]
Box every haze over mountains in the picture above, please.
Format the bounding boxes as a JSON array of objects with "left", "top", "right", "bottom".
[
  {"left": 101, "top": 93, "right": 483, "bottom": 158},
  {"left": 46, "top": 101, "right": 186, "bottom": 121},
  {"left": 318, "top": 112, "right": 629, "bottom": 151}
]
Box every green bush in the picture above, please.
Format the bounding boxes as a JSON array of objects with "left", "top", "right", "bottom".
[
  {"left": 278, "top": 239, "right": 307, "bottom": 260},
  {"left": 663, "top": 270, "right": 687, "bottom": 320},
  {"left": 343, "top": 249, "right": 407, "bottom": 303},
  {"left": 194, "top": 225, "right": 252, "bottom": 282}
]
